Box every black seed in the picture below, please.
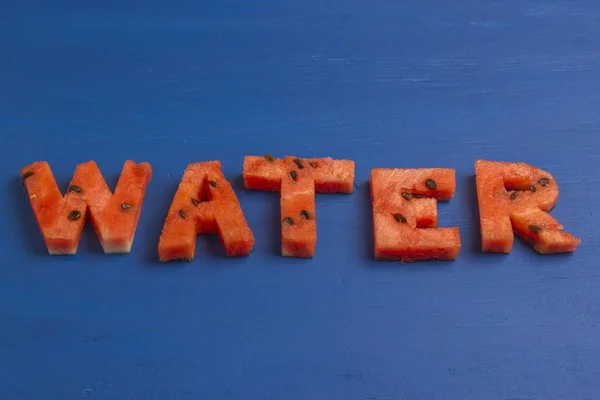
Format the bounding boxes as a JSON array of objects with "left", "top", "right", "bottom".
[
  {"left": 425, "top": 179, "right": 437, "bottom": 190},
  {"left": 209, "top": 180, "right": 218, "bottom": 188},
  {"left": 394, "top": 213, "right": 407, "bottom": 223},
  {"left": 309, "top": 162, "right": 316, "bottom": 168},
  {"left": 121, "top": 203, "right": 131, "bottom": 211},
  {"left": 293, "top": 158, "right": 305, "bottom": 169},
  {"left": 22, "top": 171, "right": 35, "bottom": 181},
  {"left": 401, "top": 192, "right": 413, "bottom": 201},
  {"left": 178, "top": 209, "right": 187, "bottom": 219},
  {"left": 264, "top": 154, "right": 275, "bottom": 162},
  {"left": 282, "top": 217, "right": 294, "bottom": 225},
  {"left": 68, "top": 185, "right": 83, "bottom": 193},
  {"left": 538, "top": 177, "right": 550, "bottom": 186},
  {"left": 299, "top": 210, "right": 311, "bottom": 220},
  {"left": 510, "top": 192, "right": 518, "bottom": 201},
  {"left": 290, "top": 170, "right": 298, "bottom": 181},
  {"left": 191, "top": 198, "right": 200, "bottom": 206},
  {"left": 530, "top": 185, "right": 536, "bottom": 192},
  {"left": 67, "top": 210, "right": 81, "bottom": 221},
  {"left": 528, "top": 224, "right": 542, "bottom": 233}
]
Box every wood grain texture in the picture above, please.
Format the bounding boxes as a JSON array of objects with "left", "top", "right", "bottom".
[{"left": 1, "top": 0, "right": 599, "bottom": 399}]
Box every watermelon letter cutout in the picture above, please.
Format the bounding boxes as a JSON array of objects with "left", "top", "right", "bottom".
[
  {"left": 158, "top": 161, "right": 254, "bottom": 262},
  {"left": 370, "top": 168, "right": 461, "bottom": 262},
  {"left": 243, "top": 155, "right": 355, "bottom": 258},
  {"left": 475, "top": 160, "right": 581, "bottom": 254},
  {"left": 21, "top": 160, "right": 152, "bottom": 255}
]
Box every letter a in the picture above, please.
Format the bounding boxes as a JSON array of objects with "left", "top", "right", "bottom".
[{"left": 158, "top": 161, "right": 254, "bottom": 262}]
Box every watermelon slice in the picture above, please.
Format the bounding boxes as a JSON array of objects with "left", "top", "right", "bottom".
[
  {"left": 20, "top": 160, "right": 152, "bottom": 255},
  {"left": 158, "top": 161, "right": 254, "bottom": 262},
  {"left": 243, "top": 155, "right": 355, "bottom": 258},
  {"left": 370, "top": 168, "right": 461, "bottom": 262},
  {"left": 475, "top": 160, "right": 581, "bottom": 254}
]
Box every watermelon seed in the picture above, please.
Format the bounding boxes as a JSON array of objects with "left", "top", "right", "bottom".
[
  {"left": 178, "top": 209, "right": 187, "bottom": 219},
  {"left": 299, "top": 210, "right": 311, "bottom": 220},
  {"left": 530, "top": 185, "right": 536, "bottom": 192},
  {"left": 67, "top": 210, "right": 81, "bottom": 221},
  {"left": 538, "top": 177, "right": 550, "bottom": 186},
  {"left": 394, "top": 213, "right": 407, "bottom": 223},
  {"left": 282, "top": 217, "right": 294, "bottom": 225},
  {"left": 309, "top": 162, "right": 316, "bottom": 168},
  {"left": 290, "top": 171, "right": 298, "bottom": 181},
  {"left": 528, "top": 224, "right": 542, "bottom": 233},
  {"left": 22, "top": 171, "right": 35, "bottom": 181},
  {"left": 209, "top": 180, "right": 218, "bottom": 188},
  {"left": 121, "top": 203, "right": 131, "bottom": 211},
  {"left": 68, "top": 185, "right": 83, "bottom": 193},
  {"left": 264, "top": 154, "right": 275, "bottom": 162},
  {"left": 401, "top": 192, "right": 413, "bottom": 201},
  {"left": 510, "top": 192, "right": 518, "bottom": 201},
  {"left": 425, "top": 179, "right": 437, "bottom": 190},
  {"left": 293, "top": 159, "right": 305, "bottom": 169},
  {"left": 191, "top": 198, "right": 200, "bottom": 206}
]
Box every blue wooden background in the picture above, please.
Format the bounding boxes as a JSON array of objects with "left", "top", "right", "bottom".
[{"left": 1, "top": 0, "right": 599, "bottom": 399}]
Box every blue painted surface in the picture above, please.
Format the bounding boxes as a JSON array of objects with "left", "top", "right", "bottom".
[{"left": 1, "top": 0, "right": 599, "bottom": 398}]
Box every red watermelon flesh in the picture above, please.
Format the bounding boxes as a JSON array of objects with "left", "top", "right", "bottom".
[
  {"left": 158, "top": 161, "right": 254, "bottom": 262},
  {"left": 475, "top": 160, "right": 581, "bottom": 254},
  {"left": 370, "top": 168, "right": 461, "bottom": 262},
  {"left": 243, "top": 155, "right": 355, "bottom": 258},
  {"left": 280, "top": 171, "right": 317, "bottom": 258},
  {"left": 20, "top": 160, "right": 152, "bottom": 255},
  {"left": 243, "top": 156, "right": 355, "bottom": 194}
]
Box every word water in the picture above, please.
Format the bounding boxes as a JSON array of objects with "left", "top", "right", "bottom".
[{"left": 20, "top": 157, "right": 581, "bottom": 262}]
